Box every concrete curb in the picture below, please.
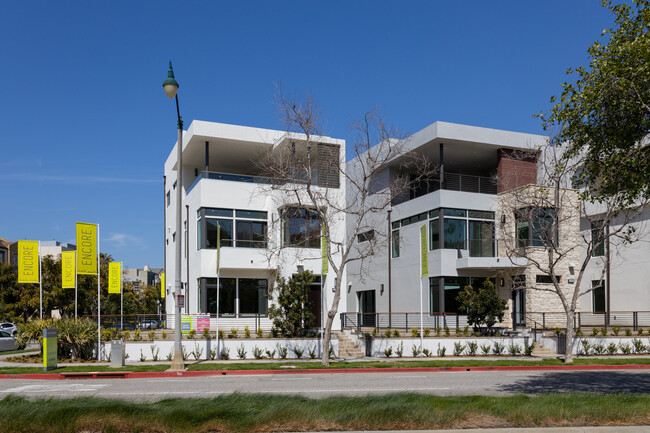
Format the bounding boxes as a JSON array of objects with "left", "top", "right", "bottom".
[{"left": 1, "top": 363, "right": 649, "bottom": 380}]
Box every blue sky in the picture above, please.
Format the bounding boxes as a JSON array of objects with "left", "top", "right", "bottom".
[{"left": 0, "top": 1, "right": 613, "bottom": 269}]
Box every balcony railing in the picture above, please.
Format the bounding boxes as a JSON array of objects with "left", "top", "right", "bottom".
[
  {"left": 188, "top": 171, "right": 274, "bottom": 193},
  {"left": 454, "top": 239, "right": 497, "bottom": 258}
]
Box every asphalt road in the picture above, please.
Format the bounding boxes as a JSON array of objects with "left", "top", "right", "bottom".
[{"left": 0, "top": 369, "right": 649, "bottom": 401}]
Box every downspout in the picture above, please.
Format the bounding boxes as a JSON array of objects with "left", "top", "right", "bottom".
[
  {"left": 186, "top": 204, "right": 190, "bottom": 314},
  {"left": 387, "top": 208, "right": 392, "bottom": 328}
]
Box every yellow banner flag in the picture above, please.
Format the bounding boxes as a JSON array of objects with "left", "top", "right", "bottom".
[
  {"left": 17, "top": 241, "right": 39, "bottom": 284},
  {"left": 76, "top": 222, "right": 97, "bottom": 275},
  {"left": 108, "top": 262, "right": 121, "bottom": 294},
  {"left": 160, "top": 272, "right": 165, "bottom": 298},
  {"left": 420, "top": 224, "right": 428, "bottom": 277},
  {"left": 61, "top": 251, "right": 75, "bottom": 288}
]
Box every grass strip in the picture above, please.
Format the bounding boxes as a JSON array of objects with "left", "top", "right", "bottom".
[
  {"left": 1, "top": 357, "right": 650, "bottom": 374},
  {"left": 0, "top": 393, "right": 648, "bottom": 432}
]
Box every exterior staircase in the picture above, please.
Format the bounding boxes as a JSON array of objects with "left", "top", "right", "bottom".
[
  {"left": 334, "top": 331, "right": 365, "bottom": 358},
  {"left": 532, "top": 342, "right": 556, "bottom": 357}
]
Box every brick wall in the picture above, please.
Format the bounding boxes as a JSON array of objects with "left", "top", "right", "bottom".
[{"left": 497, "top": 149, "right": 538, "bottom": 192}]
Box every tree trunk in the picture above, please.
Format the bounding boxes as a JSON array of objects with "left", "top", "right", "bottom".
[
  {"left": 321, "top": 270, "right": 343, "bottom": 366},
  {"left": 565, "top": 309, "right": 575, "bottom": 363}
]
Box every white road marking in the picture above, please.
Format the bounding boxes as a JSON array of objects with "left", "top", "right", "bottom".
[
  {"left": 1, "top": 383, "right": 108, "bottom": 393},
  {"left": 271, "top": 377, "right": 313, "bottom": 381}
]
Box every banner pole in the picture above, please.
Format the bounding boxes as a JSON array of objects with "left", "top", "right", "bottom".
[
  {"left": 39, "top": 241, "right": 42, "bottom": 320},
  {"left": 120, "top": 262, "right": 123, "bottom": 330},
  {"left": 97, "top": 224, "right": 101, "bottom": 361},
  {"left": 75, "top": 251, "right": 78, "bottom": 320}
]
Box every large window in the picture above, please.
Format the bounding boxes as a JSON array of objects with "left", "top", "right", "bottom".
[
  {"left": 198, "top": 208, "right": 267, "bottom": 249},
  {"left": 281, "top": 207, "right": 321, "bottom": 248},
  {"left": 591, "top": 220, "right": 605, "bottom": 257},
  {"left": 391, "top": 229, "right": 400, "bottom": 258},
  {"left": 205, "top": 277, "right": 268, "bottom": 316},
  {"left": 516, "top": 207, "right": 557, "bottom": 248}
]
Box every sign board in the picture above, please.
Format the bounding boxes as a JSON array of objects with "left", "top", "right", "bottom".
[
  {"left": 108, "top": 262, "right": 121, "bottom": 294},
  {"left": 76, "top": 222, "right": 98, "bottom": 275},
  {"left": 197, "top": 316, "right": 210, "bottom": 333},
  {"left": 177, "top": 294, "right": 185, "bottom": 309},
  {"left": 17, "top": 240, "right": 40, "bottom": 284},
  {"left": 420, "top": 224, "right": 428, "bottom": 277},
  {"left": 160, "top": 272, "right": 165, "bottom": 298},
  {"left": 181, "top": 315, "right": 192, "bottom": 334},
  {"left": 43, "top": 328, "right": 57, "bottom": 371},
  {"left": 61, "top": 251, "right": 75, "bottom": 289}
]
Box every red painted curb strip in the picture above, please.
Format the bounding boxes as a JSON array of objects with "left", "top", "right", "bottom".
[{"left": 0, "top": 363, "right": 649, "bottom": 380}]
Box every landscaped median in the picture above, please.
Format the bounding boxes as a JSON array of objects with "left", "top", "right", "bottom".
[
  {"left": 0, "top": 393, "right": 649, "bottom": 432},
  {"left": 1, "top": 357, "right": 650, "bottom": 377}
]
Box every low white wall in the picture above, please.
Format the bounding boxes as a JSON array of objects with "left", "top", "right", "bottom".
[
  {"left": 106, "top": 338, "right": 339, "bottom": 362},
  {"left": 370, "top": 336, "right": 532, "bottom": 357},
  {"left": 540, "top": 336, "right": 650, "bottom": 355}
]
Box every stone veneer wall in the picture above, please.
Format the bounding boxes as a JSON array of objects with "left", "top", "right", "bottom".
[{"left": 497, "top": 185, "right": 581, "bottom": 329}]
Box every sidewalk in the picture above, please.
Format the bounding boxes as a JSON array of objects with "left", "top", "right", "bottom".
[{"left": 328, "top": 429, "right": 650, "bottom": 433}]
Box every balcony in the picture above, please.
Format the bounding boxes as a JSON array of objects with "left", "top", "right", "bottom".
[
  {"left": 187, "top": 170, "right": 274, "bottom": 193},
  {"left": 454, "top": 239, "right": 527, "bottom": 270},
  {"left": 394, "top": 173, "right": 497, "bottom": 206}
]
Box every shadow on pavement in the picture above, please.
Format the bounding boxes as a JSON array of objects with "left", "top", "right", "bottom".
[{"left": 499, "top": 371, "right": 650, "bottom": 394}]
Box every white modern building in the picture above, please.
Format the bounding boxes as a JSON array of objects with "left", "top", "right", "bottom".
[{"left": 163, "top": 121, "right": 347, "bottom": 331}]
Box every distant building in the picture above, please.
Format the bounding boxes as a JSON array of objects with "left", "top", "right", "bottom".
[
  {"left": 123, "top": 265, "right": 162, "bottom": 289},
  {"left": 0, "top": 237, "right": 10, "bottom": 264}
]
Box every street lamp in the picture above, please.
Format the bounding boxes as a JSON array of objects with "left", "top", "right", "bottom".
[{"left": 163, "top": 61, "right": 184, "bottom": 371}]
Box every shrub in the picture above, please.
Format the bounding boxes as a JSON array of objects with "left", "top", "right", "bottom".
[
  {"left": 265, "top": 349, "right": 276, "bottom": 359},
  {"left": 580, "top": 339, "right": 591, "bottom": 356},
  {"left": 329, "top": 346, "right": 336, "bottom": 358},
  {"left": 150, "top": 345, "right": 160, "bottom": 361},
  {"left": 508, "top": 344, "right": 522, "bottom": 356},
  {"left": 411, "top": 327, "right": 419, "bottom": 337},
  {"left": 467, "top": 341, "right": 478, "bottom": 356},
  {"left": 253, "top": 346, "right": 264, "bottom": 359},
  {"left": 134, "top": 329, "right": 142, "bottom": 341},
  {"left": 293, "top": 346, "right": 304, "bottom": 359},
  {"left": 444, "top": 327, "right": 450, "bottom": 337},
  {"left": 480, "top": 344, "right": 491, "bottom": 356},
  {"left": 181, "top": 346, "right": 188, "bottom": 361},
  {"left": 600, "top": 327, "right": 608, "bottom": 336},
  {"left": 308, "top": 346, "right": 317, "bottom": 359},
  {"left": 593, "top": 343, "right": 605, "bottom": 355},
  {"left": 592, "top": 328, "right": 599, "bottom": 336},
  {"left": 209, "top": 348, "right": 218, "bottom": 360},
  {"left": 193, "top": 343, "right": 204, "bottom": 360},
  {"left": 256, "top": 327, "right": 263, "bottom": 338},
  {"left": 166, "top": 349, "right": 173, "bottom": 361},
  {"left": 453, "top": 342, "right": 465, "bottom": 356},
  {"left": 422, "top": 348, "right": 431, "bottom": 357},
  {"left": 463, "top": 326, "right": 470, "bottom": 337},
  {"left": 237, "top": 344, "right": 247, "bottom": 359},
  {"left": 411, "top": 345, "right": 421, "bottom": 357},
  {"left": 245, "top": 326, "right": 251, "bottom": 338},
  {"left": 493, "top": 342, "right": 504, "bottom": 356},
  {"left": 437, "top": 343, "right": 446, "bottom": 357},
  {"left": 140, "top": 349, "right": 146, "bottom": 362},
  {"left": 619, "top": 343, "right": 632, "bottom": 354},
  {"left": 638, "top": 328, "right": 644, "bottom": 335},
  {"left": 148, "top": 330, "right": 156, "bottom": 341},
  {"left": 455, "top": 327, "right": 461, "bottom": 336},
  {"left": 524, "top": 341, "right": 536, "bottom": 356},
  {"left": 395, "top": 342, "right": 404, "bottom": 357},
  {"left": 625, "top": 328, "right": 632, "bottom": 336},
  {"left": 612, "top": 326, "right": 620, "bottom": 336},
  {"left": 277, "top": 345, "right": 288, "bottom": 359},
  {"left": 384, "top": 346, "right": 392, "bottom": 357},
  {"left": 607, "top": 342, "right": 618, "bottom": 355},
  {"left": 230, "top": 328, "right": 238, "bottom": 338},
  {"left": 423, "top": 328, "right": 431, "bottom": 337},
  {"left": 202, "top": 329, "right": 210, "bottom": 340},
  {"left": 371, "top": 328, "right": 378, "bottom": 337},
  {"left": 435, "top": 327, "right": 442, "bottom": 337},
  {"left": 384, "top": 329, "right": 392, "bottom": 338},
  {"left": 393, "top": 329, "right": 401, "bottom": 338},
  {"left": 632, "top": 338, "right": 646, "bottom": 354},
  {"left": 161, "top": 331, "right": 167, "bottom": 340},
  {"left": 221, "top": 347, "right": 230, "bottom": 360},
  {"left": 124, "top": 330, "right": 131, "bottom": 341},
  {"left": 188, "top": 329, "right": 196, "bottom": 340},
  {"left": 218, "top": 330, "right": 225, "bottom": 339},
  {"left": 575, "top": 329, "right": 583, "bottom": 337}
]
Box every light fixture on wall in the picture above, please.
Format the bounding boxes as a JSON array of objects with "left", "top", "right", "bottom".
[
  {"left": 380, "top": 284, "right": 384, "bottom": 295},
  {"left": 347, "top": 284, "right": 352, "bottom": 293},
  {"left": 499, "top": 277, "right": 505, "bottom": 287},
  {"left": 501, "top": 214, "right": 506, "bottom": 224}
]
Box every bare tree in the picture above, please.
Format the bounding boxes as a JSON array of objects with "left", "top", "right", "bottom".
[
  {"left": 498, "top": 142, "right": 647, "bottom": 362},
  {"left": 256, "top": 88, "right": 435, "bottom": 365}
]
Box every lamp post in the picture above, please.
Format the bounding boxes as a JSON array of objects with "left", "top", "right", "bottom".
[{"left": 163, "top": 61, "right": 184, "bottom": 371}]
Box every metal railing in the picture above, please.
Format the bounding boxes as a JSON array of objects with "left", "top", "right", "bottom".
[
  {"left": 86, "top": 313, "right": 272, "bottom": 332},
  {"left": 455, "top": 239, "right": 497, "bottom": 258},
  {"left": 524, "top": 311, "right": 650, "bottom": 332},
  {"left": 341, "top": 312, "right": 470, "bottom": 332}
]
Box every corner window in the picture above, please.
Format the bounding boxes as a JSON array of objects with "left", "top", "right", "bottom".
[
  {"left": 205, "top": 277, "right": 268, "bottom": 316},
  {"left": 281, "top": 208, "right": 321, "bottom": 248},
  {"left": 166, "top": 191, "right": 170, "bottom": 207},
  {"left": 198, "top": 207, "right": 267, "bottom": 249}
]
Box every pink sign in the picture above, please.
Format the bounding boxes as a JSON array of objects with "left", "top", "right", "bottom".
[{"left": 197, "top": 316, "right": 210, "bottom": 333}]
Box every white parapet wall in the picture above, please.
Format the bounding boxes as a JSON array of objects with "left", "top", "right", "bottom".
[
  {"left": 106, "top": 338, "right": 339, "bottom": 362},
  {"left": 370, "top": 336, "right": 533, "bottom": 357}
]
